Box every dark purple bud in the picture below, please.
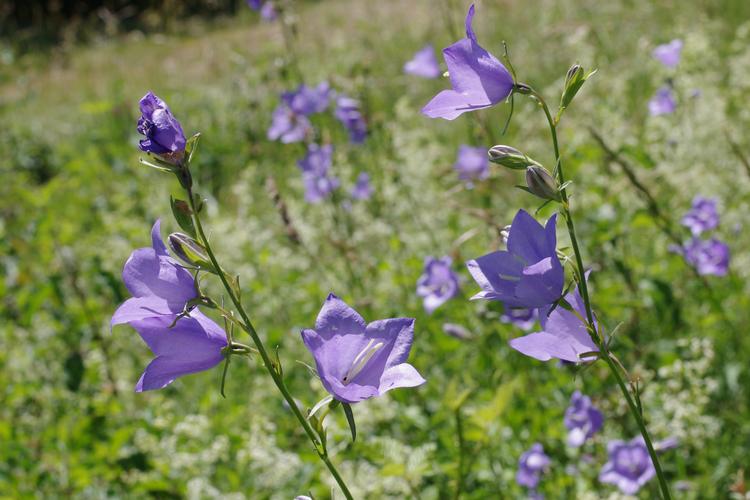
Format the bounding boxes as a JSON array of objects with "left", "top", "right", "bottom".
[
  {"left": 168, "top": 232, "right": 216, "bottom": 272},
  {"left": 525, "top": 166, "right": 561, "bottom": 201},
  {"left": 137, "top": 91, "right": 186, "bottom": 161}
]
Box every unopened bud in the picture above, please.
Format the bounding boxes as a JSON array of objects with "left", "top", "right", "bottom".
[
  {"left": 565, "top": 64, "right": 583, "bottom": 86},
  {"left": 488, "top": 145, "right": 539, "bottom": 170},
  {"left": 525, "top": 166, "right": 561, "bottom": 201},
  {"left": 168, "top": 232, "right": 216, "bottom": 272},
  {"left": 560, "top": 64, "right": 595, "bottom": 111},
  {"left": 513, "top": 83, "right": 533, "bottom": 95}
]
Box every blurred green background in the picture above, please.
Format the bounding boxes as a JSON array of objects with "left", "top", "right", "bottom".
[{"left": 2, "top": 0, "right": 750, "bottom": 497}]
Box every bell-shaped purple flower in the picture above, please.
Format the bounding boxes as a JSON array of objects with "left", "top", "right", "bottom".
[
  {"left": 466, "top": 209, "right": 564, "bottom": 309},
  {"left": 509, "top": 282, "right": 599, "bottom": 363},
  {"left": 334, "top": 95, "right": 368, "bottom": 144},
  {"left": 599, "top": 437, "right": 656, "bottom": 495},
  {"left": 564, "top": 391, "right": 604, "bottom": 447},
  {"left": 500, "top": 307, "right": 538, "bottom": 331},
  {"left": 130, "top": 310, "right": 227, "bottom": 392},
  {"left": 516, "top": 443, "right": 549, "bottom": 489},
  {"left": 282, "top": 82, "right": 331, "bottom": 116},
  {"left": 648, "top": 86, "right": 676, "bottom": 116},
  {"left": 298, "top": 144, "right": 339, "bottom": 203},
  {"left": 137, "top": 92, "right": 186, "bottom": 155},
  {"left": 652, "top": 39, "right": 683, "bottom": 68},
  {"left": 422, "top": 4, "right": 514, "bottom": 120},
  {"left": 679, "top": 237, "right": 730, "bottom": 276},
  {"left": 404, "top": 44, "right": 442, "bottom": 79},
  {"left": 454, "top": 145, "right": 489, "bottom": 182},
  {"left": 301, "top": 294, "right": 426, "bottom": 404},
  {"left": 681, "top": 196, "right": 719, "bottom": 236},
  {"left": 350, "top": 172, "right": 373, "bottom": 201},
  {"left": 112, "top": 220, "right": 197, "bottom": 327},
  {"left": 416, "top": 256, "right": 460, "bottom": 313}
]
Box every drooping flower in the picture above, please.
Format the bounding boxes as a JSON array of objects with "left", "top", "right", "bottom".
[
  {"left": 130, "top": 310, "right": 227, "bottom": 392},
  {"left": 282, "top": 82, "right": 331, "bottom": 116},
  {"left": 404, "top": 44, "right": 442, "bottom": 79},
  {"left": 297, "top": 143, "right": 339, "bottom": 203},
  {"left": 267, "top": 103, "right": 312, "bottom": 143},
  {"left": 112, "top": 220, "right": 197, "bottom": 327},
  {"left": 500, "top": 307, "right": 538, "bottom": 331},
  {"left": 454, "top": 145, "right": 489, "bottom": 182},
  {"left": 137, "top": 92, "right": 186, "bottom": 156},
  {"left": 679, "top": 237, "right": 730, "bottom": 276},
  {"left": 681, "top": 196, "right": 719, "bottom": 236},
  {"left": 508, "top": 282, "right": 599, "bottom": 363},
  {"left": 564, "top": 391, "right": 604, "bottom": 447},
  {"left": 334, "top": 95, "right": 367, "bottom": 144},
  {"left": 516, "top": 443, "right": 550, "bottom": 489},
  {"left": 652, "top": 39, "right": 683, "bottom": 68},
  {"left": 416, "top": 256, "right": 460, "bottom": 313},
  {"left": 466, "top": 209, "right": 564, "bottom": 309},
  {"left": 350, "top": 172, "right": 373, "bottom": 201},
  {"left": 599, "top": 437, "right": 656, "bottom": 495},
  {"left": 301, "top": 294, "right": 426, "bottom": 404},
  {"left": 648, "top": 86, "right": 676, "bottom": 116},
  {"left": 422, "top": 4, "right": 514, "bottom": 120}
]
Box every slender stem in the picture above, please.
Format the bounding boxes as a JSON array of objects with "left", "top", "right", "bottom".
[
  {"left": 453, "top": 408, "right": 466, "bottom": 500},
  {"left": 186, "top": 187, "right": 354, "bottom": 500},
  {"left": 531, "top": 91, "right": 672, "bottom": 499}
]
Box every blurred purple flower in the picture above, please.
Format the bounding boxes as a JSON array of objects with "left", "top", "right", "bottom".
[
  {"left": 268, "top": 103, "right": 312, "bottom": 143},
  {"left": 466, "top": 209, "right": 564, "bottom": 309},
  {"left": 678, "top": 237, "right": 730, "bottom": 276},
  {"left": 282, "top": 82, "right": 331, "bottom": 116},
  {"left": 137, "top": 92, "right": 186, "bottom": 156},
  {"left": 509, "top": 280, "right": 599, "bottom": 363},
  {"left": 334, "top": 95, "right": 368, "bottom": 144},
  {"left": 652, "top": 39, "right": 683, "bottom": 68},
  {"left": 454, "top": 145, "right": 489, "bottom": 182},
  {"left": 655, "top": 437, "right": 679, "bottom": 452},
  {"left": 564, "top": 391, "right": 604, "bottom": 447},
  {"left": 301, "top": 294, "right": 426, "bottom": 404},
  {"left": 422, "top": 4, "right": 514, "bottom": 120},
  {"left": 516, "top": 443, "right": 549, "bottom": 489},
  {"left": 599, "top": 437, "right": 655, "bottom": 495},
  {"left": 416, "top": 256, "right": 460, "bottom": 313},
  {"left": 247, "top": 0, "right": 277, "bottom": 21},
  {"left": 404, "top": 44, "right": 442, "bottom": 79},
  {"left": 297, "top": 144, "right": 339, "bottom": 203},
  {"left": 350, "top": 172, "right": 373, "bottom": 200},
  {"left": 681, "top": 196, "right": 719, "bottom": 236},
  {"left": 500, "top": 307, "right": 538, "bottom": 331},
  {"left": 648, "top": 86, "right": 676, "bottom": 116}
]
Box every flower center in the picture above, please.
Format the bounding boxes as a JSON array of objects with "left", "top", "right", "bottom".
[{"left": 342, "top": 339, "right": 384, "bottom": 385}]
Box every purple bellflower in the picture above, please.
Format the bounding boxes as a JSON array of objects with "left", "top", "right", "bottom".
[
  {"left": 564, "top": 391, "right": 604, "bottom": 447},
  {"left": 301, "top": 294, "right": 426, "bottom": 404},
  {"left": 267, "top": 103, "right": 312, "bottom": 143},
  {"left": 648, "top": 86, "right": 676, "bottom": 116},
  {"left": 652, "top": 39, "right": 683, "bottom": 68},
  {"left": 422, "top": 4, "right": 514, "bottom": 120},
  {"left": 404, "top": 44, "right": 442, "bottom": 79},
  {"left": 350, "top": 172, "right": 373, "bottom": 201},
  {"left": 282, "top": 82, "right": 331, "bottom": 116},
  {"left": 416, "top": 256, "right": 460, "bottom": 313},
  {"left": 454, "top": 145, "right": 489, "bottom": 182},
  {"left": 509, "top": 281, "right": 599, "bottom": 363},
  {"left": 500, "top": 307, "right": 538, "bottom": 331},
  {"left": 599, "top": 437, "right": 656, "bottom": 495},
  {"left": 516, "top": 443, "right": 550, "bottom": 489},
  {"left": 679, "top": 237, "right": 730, "bottom": 276},
  {"left": 681, "top": 196, "right": 719, "bottom": 236},
  {"left": 247, "top": 0, "right": 277, "bottom": 21},
  {"left": 298, "top": 144, "right": 339, "bottom": 203},
  {"left": 334, "top": 95, "right": 368, "bottom": 144},
  {"left": 137, "top": 92, "right": 186, "bottom": 156},
  {"left": 466, "top": 209, "right": 564, "bottom": 309}
]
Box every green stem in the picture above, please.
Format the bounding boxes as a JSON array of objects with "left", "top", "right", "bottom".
[
  {"left": 531, "top": 91, "right": 672, "bottom": 500},
  {"left": 453, "top": 408, "right": 466, "bottom": 500},
  {"left": 186, "top": 187, "right": 354, "bottom": 500}
]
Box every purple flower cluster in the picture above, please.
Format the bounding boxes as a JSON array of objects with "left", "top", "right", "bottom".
[
  {"left": 673, "top": 196, "right": 729, "bottom": 276},
  {"left": 564, "top": 391, "right": 603, "bottom": 447},
  {"left": 297, "top": 144, "right": 339, "bottom": 203},
  {"left": 416, "top": 256, "right": 460, "bottom": 313},
  {"left": 268, "top": 82, "right": 331, "bottom": 144}
]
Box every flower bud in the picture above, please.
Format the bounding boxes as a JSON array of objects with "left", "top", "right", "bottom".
[
  {"left": 525, "top": 166, "right": 561, "bottom": 201},
  {"left": 488, "top": 145, "right": 539, "bottom": 170},
  {"left": 168, "top": 232, "right": 216, "bottom": 272},
  {"left": 565, "top": 64, "right": 583, "bottom": 86},
  {"left": 560, "top": 64, "right": 596, "bottom": 111}
]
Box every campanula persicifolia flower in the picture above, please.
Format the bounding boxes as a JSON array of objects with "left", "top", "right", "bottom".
[
  {"left": 564, "top": 391, "right": 604, "bottom": 447},
  {"left": 267, "top": 103, "right": 312, "bottom": 143},
  {"left": 334, "top": 95, "right": 367, "bottom": 144},
  {"left": 466, "top": 209, "right": 564, "bottom": 309},
  {"left": 416, "top": 256, "right": 460, "bottom": 313},
  {"left": 500, "top": 307, "right": 538, "bottom": 331},
  {"left": 137, "top": 92, "right": 186, "bottom": 156},
  {"left": 679, "top": 237, "right": 730, "bottom": 276},
  {"left": 454, "top": 145, "right": 489, "bottom": 182},
  {"left": 301, "top": 294, "right": 426, "bottom": 404},
  {"left": 297, "top": 144, "right": 339, "bottom": 203},
  {"left": 404, "top": 44, "right": 441, "bottom": 79},
  {"left": 350, "top": 172, "right": 373, "bottom": 201},
  {"left": 282, "top": 82, "right": 331, "bottom": 116},
  {"left": 652, "top": 39, "right": 683, "bottom": 68},
  {"left": 516, "top": 443, "right": 549, "bottom": 489},
  {"left": 599, "top": 437, "right": 656, "bottom": 495},
  {"left": 648, "top": 86, "right": 676, "bottom": 116},
  {"left": 422, "top": 4, "right": 514, "bottom": 120},
  {"left": 681, "top": 196, "right": 719, "bottom": 236}
]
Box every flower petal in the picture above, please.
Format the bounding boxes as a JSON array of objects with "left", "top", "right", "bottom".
[
  {"left": 314, "top": 293, "right": 366, "bottom": 338},
  {"left": 378, "top": 363, "right": 426, "bottom": 394}
]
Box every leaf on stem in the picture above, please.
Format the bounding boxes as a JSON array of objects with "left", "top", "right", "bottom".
[{"left": 342, "top": 402, "right": 356, "bottom": 442}]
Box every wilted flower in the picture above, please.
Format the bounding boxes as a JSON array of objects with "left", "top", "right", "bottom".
[
  {"left": 652, "top": 39, "right": 683, "bottom": 68},
  {"left": 516, "top": 443, "right": 549, "bottom": 489},
  {"left": 416, "top": 256, "right": 460, "bottom": 313},
  {"left": 500, "top": 307, "right": 538, "bottom": 331},
  {"left": 466, "top": 209, "right": 564, "bottom": 308},
  {"left": 422, "top": 4, "right": 514, "bottom": 120},
  {"left": 681, "top": 196, "right": 719, "bottom": 236},
  {"left": 301, "top": 294, "right": 426, "bottom": 404},
  {"left": 599, "top": 437, "right": 655, "bottom": 495},
  {"left": 564, "top": 391, "right": 604, "bottom": 447},
  {"left": 648, "top": 86, "right": 676, "bottom": 116},
  {"left": 137, "top": 92, "right": 186, "bottom": 156},
  {"left": 112, "top": 220, "right": 197, "bottom": 327},
  {"left": 282, "top": 82, "right": 331, "bottom": 116},
  {"left": 267, "top": 103, "right": 312, "bottom": 143},
  {"left": 509, "top": 281, "right": 599, "bottom": 363},
  {"left": 297, "top": 144, "right": 339, "bottom": 203},
  {"left": 334, "top": 95, "right": 367, "bottom": 144},
  {"left": 404, "top": 44, "right": 441, "bottom": 79},
  {"left": 350, "top": 172, "right": 373, "bottom": 200},
  {"left": 454, "top": 145, "right": 489, "bottom": 182},
  {"left": 678, "top": 237, "right": 730, "bottom": 276}
]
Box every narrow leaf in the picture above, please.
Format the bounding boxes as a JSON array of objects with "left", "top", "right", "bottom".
[{"left": 342, "top": 402, "right": 356, "bottom": 442}]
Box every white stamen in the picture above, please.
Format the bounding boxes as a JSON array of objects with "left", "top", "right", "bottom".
[{"left": 342, "top": 339, "right": 384, "bottom": 385}]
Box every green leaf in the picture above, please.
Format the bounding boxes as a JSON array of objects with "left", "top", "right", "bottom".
[
  {"left": 342, "top": 402, "right": 356, "bottom": 442},
  {"left": 185, "top": 132, "right": 201, "bottom": 165},
  {"left": 170, "top": 197, "right": 196, "bottom": 237}
]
